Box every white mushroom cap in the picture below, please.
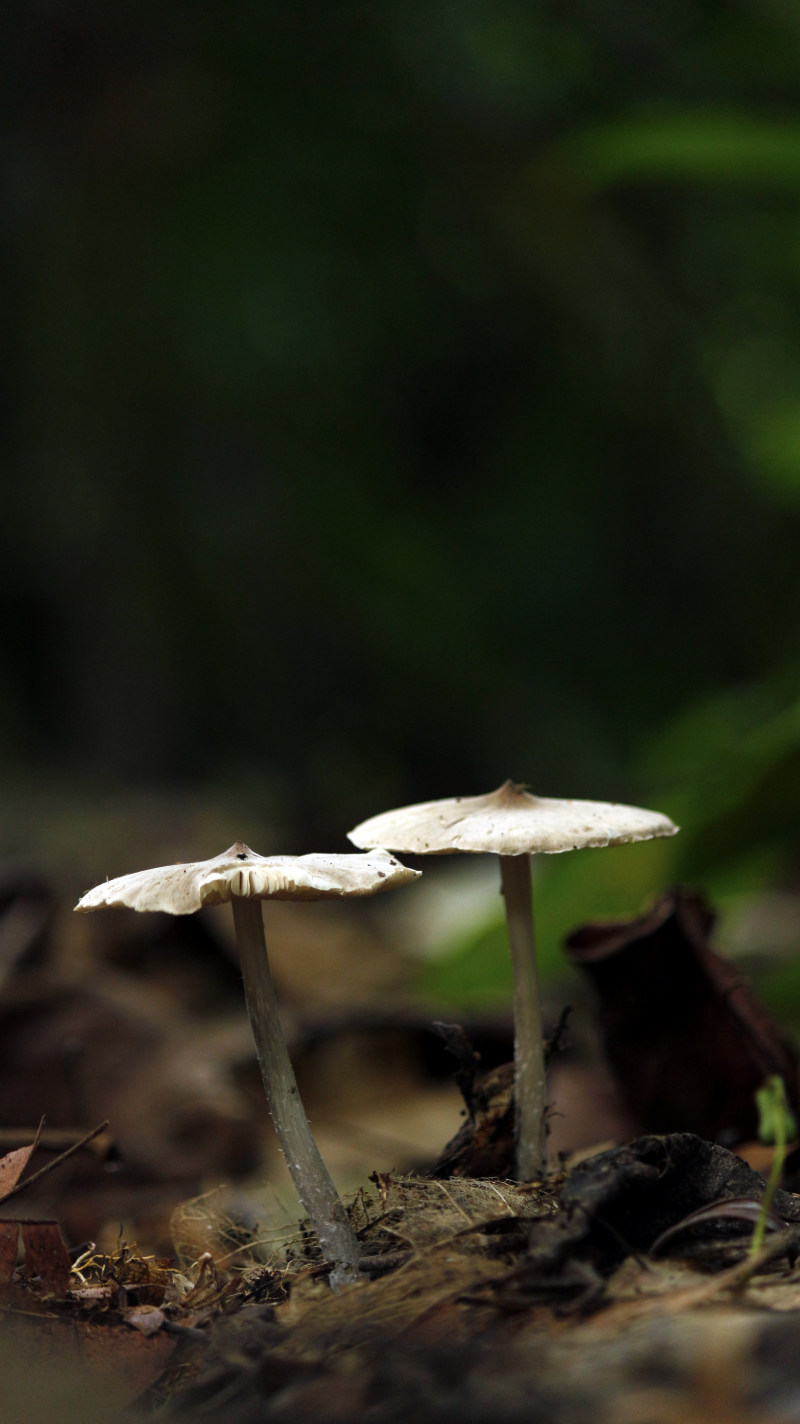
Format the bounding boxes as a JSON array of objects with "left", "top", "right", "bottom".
[
  {"left": 348, "top": 780, "right": 678, "bottom": 857},
  {"left": 76, "top": 843, "right": 420, "bottom": 915}
]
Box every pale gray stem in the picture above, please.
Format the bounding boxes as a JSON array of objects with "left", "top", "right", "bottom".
[
  {"left": 231, "top": 897, "right": 360, "bottom": 1287},
  {"left": 499, "top": 853, "right": 547, "bottom": 1180}
]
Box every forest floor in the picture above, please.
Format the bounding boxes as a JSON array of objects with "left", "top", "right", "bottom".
[
  {"left": 4, "top": 855, "right": 800, "bottom": 1421},
  {"left": 4, "top": 1133, "right": 800, "bottom": 1423}
]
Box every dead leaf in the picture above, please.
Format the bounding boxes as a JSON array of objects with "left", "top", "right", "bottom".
[
  {"left": 650, "top": 1196, "right": 786, "bottom": 1257},
  {"left": 0, "top": 1142, "right": 36, "bottom": 1200},
  {"left": 0, "top": 1221, "right": 18, "bottom": 1282},
  {"left": 122, "top": 1304, "right": 166, "bottom": 1336},
  {"left": 0, "top": 1311, "right": 176, "bottom": 1413},
  {"left": 75, "top": 1321, "right": 176, "bottom": 1402},
  {"left": 0, "top": 975, "right": 259, "bottom": 1248},
  {"left": 21, "top": 1220, "right": 71, "bottom": 1295},
  {"left": 566, "top": 888, "right": 799, "bottom": 1144}
]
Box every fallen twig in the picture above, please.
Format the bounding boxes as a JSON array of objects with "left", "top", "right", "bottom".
[{"left": 0, "top": 1121, "right": 110, "bottom": 1205}]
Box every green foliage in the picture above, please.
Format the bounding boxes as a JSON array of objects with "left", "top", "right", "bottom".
[
  {"left": 557, "top": 112, "right": 800, "bottom": 190},
  {"left": 640, "top": 681, "right": 800, "bottom": 878},
  {"left": 421, "top": 919, "right": 515, "bottom": 1007},
  {"left": 755, "top": 1074, "right": 797, "bottom": 1149},
  {"left": 418, "top": 836, "right": 677, "bottom": 1005},
  {"left": 747, "top": 964, "right": 800, "bottom": 1026}
]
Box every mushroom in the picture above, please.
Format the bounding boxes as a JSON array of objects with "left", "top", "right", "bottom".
[
  {"left": 349, "top": 780, "right": 678, "bottom": 1180},
  {"left": 76, "top": 842, "right": 420, "bottom": 1287}
]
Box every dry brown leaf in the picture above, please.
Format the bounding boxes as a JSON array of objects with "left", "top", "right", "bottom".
[
  {"left": 0, "top": 1221, "right": 18, "bottom": 1282},
  {"left": 0, "top": 1312, "right": 176, "bottom": 1412},
  {"left": 122, "top": 1304, "right": 167, "bottom": 1336},
  {"left": 0, "top": 1143, "right": 36, "bottom": 1200},
  {"left": 21, "top": 1220, "right": 71, "bottom": 1296},
  {"left": 567, "top": 888, "right": 800, "bottom": 1144},
  {"left": 74, "top": 1322, "right": 175, "bottom": 1402}
]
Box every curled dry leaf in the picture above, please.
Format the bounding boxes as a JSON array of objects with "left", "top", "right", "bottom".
[
  {"left": 566, "top": 889, "right": 800, "bottom": 1144},
  {"left": 650, "top": 1197, "right": 787, "bottom": 1257}
]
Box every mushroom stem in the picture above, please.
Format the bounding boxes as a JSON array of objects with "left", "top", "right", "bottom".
[
  {"left": 499, "top": 853, "right": 547, "bottom": 1180},
  {"left": 231, "top": 897, "right": 360, "bottom": 1287}
]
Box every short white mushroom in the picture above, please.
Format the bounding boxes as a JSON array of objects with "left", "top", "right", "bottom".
[
  {"left": 76, "top": 842, "right": 420, "bottom": 1287},
  {"left": 349, "top": 781, "right": 678, "bottom": 1180}
]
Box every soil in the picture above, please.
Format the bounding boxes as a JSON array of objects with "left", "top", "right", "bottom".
[
  {"left": 5, "top": 1133, "right": 800, "bottom": 1423},
  {"left": 4, "top": 881, "right": 800, "bottom": 1422}
]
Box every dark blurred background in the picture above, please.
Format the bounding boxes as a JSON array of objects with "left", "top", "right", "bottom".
[{"left": 1, "top": 0, "right": 800, "bottom": 915}]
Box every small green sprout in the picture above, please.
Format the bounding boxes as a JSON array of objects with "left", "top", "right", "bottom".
[{"left": 749, "top": 1074, "right": 797, "bottom": 1260}]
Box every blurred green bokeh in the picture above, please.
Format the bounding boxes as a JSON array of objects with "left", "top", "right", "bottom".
[{"left": 1, "top": 1, "right": 799, "bottom": 968}]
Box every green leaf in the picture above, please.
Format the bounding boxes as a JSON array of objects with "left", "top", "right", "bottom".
[
  {"left": 755, "top": 1074, "right": 797, "bottom": 1146},
  {"left": 552, "top": 111, "right": 800, "bottom": 191}
]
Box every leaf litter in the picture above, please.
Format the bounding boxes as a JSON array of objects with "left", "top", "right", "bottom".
[
  {"left": 6, "top": 1129, "right": 800, "bottom": 1421},
  {"left": 5, "top": 888, "right": 800, "bottom": 1419},
  {"left": 131, "top": 1135, "right": 799, "bottom": 1423}
]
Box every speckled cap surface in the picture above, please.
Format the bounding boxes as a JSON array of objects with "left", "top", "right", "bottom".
[{"left": 349, "top": 780, "right": 678, "bottom": 857}]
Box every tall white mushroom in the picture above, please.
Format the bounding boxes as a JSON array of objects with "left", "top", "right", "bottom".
[
  {"left": 76, "top": 842, "right": 420, "bottom": 1287},
  {"left": 349, "top": 781, "right": 678, "bottom": 1181}
]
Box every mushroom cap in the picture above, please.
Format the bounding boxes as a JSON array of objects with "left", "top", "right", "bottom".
[
  {"left": 348, "top": 780, "right": 678, "bottom": 857},
  {"left": 75, "top": 843, "right": 420, "bottom": 915}
]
